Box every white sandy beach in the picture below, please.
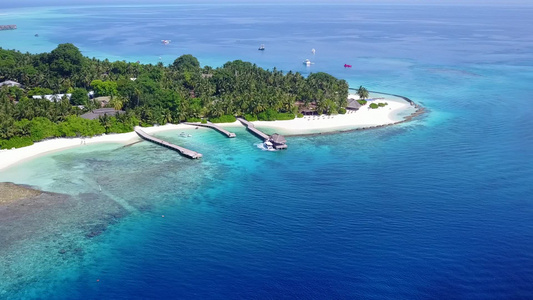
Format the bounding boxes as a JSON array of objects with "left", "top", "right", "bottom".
[
  {"left": 0, "top": 124, "right": 194, "bottom": 171},
  {"left": 0, "top": 94, "right": 417, "bottom": 171},
  {"left": 220, "top": 93, "right": 417, "bottom": 135}
]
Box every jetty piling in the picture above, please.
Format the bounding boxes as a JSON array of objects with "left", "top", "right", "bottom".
[
  {"left": 134, "top": 126, "right": 202, "bottom": 159},
  {"left": 184, "top": 122, "right": 236, "bottom": 138}
]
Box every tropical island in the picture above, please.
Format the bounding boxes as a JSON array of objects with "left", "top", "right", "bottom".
[{"left": 0, "top": 43, "right": 421, "bottom": 162}]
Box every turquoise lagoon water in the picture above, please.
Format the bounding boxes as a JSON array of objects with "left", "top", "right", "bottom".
[{"left": 1, "top": 3, "right": 533, "bottom": 299}]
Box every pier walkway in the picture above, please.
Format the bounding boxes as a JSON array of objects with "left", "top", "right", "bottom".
[
  {"left": 134, "top": 126, "right": 202, "bottom": 159},
  {"left": 184, "top": 122, "right": 236, "bottom": 138},
  {"left": 237, "top": 118, "right": 269, "bottom": 140},
  {"left": 237, "top": 118, "right": 287, "bottom": 150}
]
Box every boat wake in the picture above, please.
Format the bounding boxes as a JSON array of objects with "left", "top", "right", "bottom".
[{"left": 255, "top": 142, "right": 277, "bottom": 152}]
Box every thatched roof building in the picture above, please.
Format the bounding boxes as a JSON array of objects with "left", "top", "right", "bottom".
[
  {"left": 270, "top": 133, "right": 286, "bottom": 145},
  {"left": 80, "top": 108, "right": 125, "bottom": 120},
  {"left": 346, "top": 98, "right": 362, "bottom": 110}
]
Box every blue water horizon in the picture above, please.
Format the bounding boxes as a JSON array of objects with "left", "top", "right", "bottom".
[{"left": 0, "top": 3, "right": 532, "bottom": 299}]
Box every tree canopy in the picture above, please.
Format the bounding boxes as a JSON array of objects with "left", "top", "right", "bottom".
[{"left": 0, "top": 44, "right": 353, "bottom": 149}]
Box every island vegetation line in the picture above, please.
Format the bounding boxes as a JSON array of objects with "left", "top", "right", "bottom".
[{"left": 0, "top": 43, "right": 352, "bottom": 149}]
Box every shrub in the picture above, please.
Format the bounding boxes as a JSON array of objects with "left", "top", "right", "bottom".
[
  {"left": 357, "top": 100, "right": 367, "bottom": 105},
  {"left": 378, "top": 102, "right": 387, "bottom": 107},
  {"left": 210, "top": 115, "right": 236, "bottom": 123},
  {"left": 338, "top": 107, "right": 347, "bottom": 114},
  {"left": 257, "top": 109, "right": 277, "bottom": 121},
  {"left": 244, "top": 114, "right": 258, "bottom": 121},
  {"left": 186, "top": 117, "right": 201, "bottom": 122},
  {"left": 201, "top": 119, "right": 207, "bottom": 124},
  {"left": 0, "top": 136, "right": 34, "bottom": 149},
  {"left": 369, "top": 103, "right": 379, "bottom": 109},
  {"left": 275, "top": 112, "right": 295, "bottom": 120},
  {"left": 297, "top": 113, "right": 304, "bottom": 118}
]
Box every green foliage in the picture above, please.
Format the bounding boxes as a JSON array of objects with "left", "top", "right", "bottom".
[
  {"left": 369, "top": 103, "right": 379, "bottom": 109},
  {"left": 0, "top": 136, "right": 34, "bottom": 149},
  {"left": 257, "top": 109, "right": 295, "bottom": 121},
  {"left": 70, "top": 88, "right": 89, "bottom": 106},
  {"left": 172, "top": 54, "right": 200, "bottom": 71},
  {"left": 28, "top": 117, "right": 60, "bottom": 141},
  {"left": 0, "top": 46, "right": 352, "bottom": 147},
  {"left": 48, "top": 43, "right": 84, "bottom": 77},
  {"left": 244, "top": 114, "right": 258, "bottom": 121},
  {"left": 257, "top": 109, "right": 278, "bottom": 121},
  {"left": 58, "top": 116, "right": 105, "bottom": 137},
  {"left": 297, "top": 113, "right": 304, "bottom": 118},
  {"left": 201, "top": 119, "right": 207, "bottom": 124},
  {"left": 338, "top": 107, "right": 347, "bottom": 114},
  {"left": 91, "top": 80, "right": 118, "bottom": 97},
  {"left": 357, "top": 100, "right": 367, "bottom": 105},
  {"left": 209, "top": 115, "right": 236, "bottom": 123},
  {"left": 28, "top": 87, "right": 54, "bottom": 97},
  {"left": 186, "top": 117, "right": 202, "bottom": 122},
  {"left": 357, "top": 86, "right": 369, "bottom": 100},
  {"left": 378, "top": 102, "right": 388, "bottom": 107},
  {"left": 275, "top": 112, "right": 296, "bottom": 120}
]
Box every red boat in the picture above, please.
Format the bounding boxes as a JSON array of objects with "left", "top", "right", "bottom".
[{"left": 344, "top": 64, "right": 352, "bottom": 68}]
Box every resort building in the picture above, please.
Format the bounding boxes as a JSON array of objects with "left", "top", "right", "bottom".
[
  {"left": 32, "top": 94, "right": 72, "bottom": 102},
  {"left": 346, "top": 99, "right": 363, "bottom": 111},
  {"left": 269, "top": 133, "right": 287, "bottom": 150},
  {"left": 0, "top": 80, "right": 22, "bottom": 88},
  {"left": 80, "top": 108, "right": 125, "bottom": 120}
]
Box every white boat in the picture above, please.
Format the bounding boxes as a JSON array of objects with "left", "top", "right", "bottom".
[
  {"left": 161, "top": 40, "right": 171, "bottom": 45},
  {"left": 303, "top": 59, "right": 313, "bottom": 66},
  {"left": 258, "top": 44, "right": 265, "bottom": 51},
  {"left": 264, "top": 141, "right": 274, "bottom": 150},
  {"left": 311, "top": 48, "right": 316, "bottom": 54},
  {"left": 256, "top": 141, "right": 276, "bottom": 151}
]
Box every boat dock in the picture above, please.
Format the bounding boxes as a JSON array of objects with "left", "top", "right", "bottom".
[
  {"left": 134, "top": 126, "right": 202, "bottom": 159},
  {"left": 237, "top": 118, "right": 269, "bottom": 140},
  {"left": 184, "top": 122, "right": 236, "bottom": 138},
  {"left": 237, "top": 118, "right": 287, "bottom": 150}
]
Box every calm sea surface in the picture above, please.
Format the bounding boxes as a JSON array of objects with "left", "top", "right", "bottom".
[{"left": 0, "top": 4, "right": 532, "bottom": 299}]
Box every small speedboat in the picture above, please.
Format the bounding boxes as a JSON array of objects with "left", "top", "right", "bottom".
[
  {"left": 34, "top": 34, "right": 39, "bottom": 37},
  {"left": 161, "top": 40, "right": 171, "bottom": 45},
  {"left": 311, "top": 48, "right": 316, "bottom": 54},
  {"left": 258, "top": 44, "right": 265, "bottom": 51},
  {"left": 344, "top": 64, "right": 352, "bottom": 68},
  {"left": 303, "top": 59, "right": 313, "bottom": 66}
]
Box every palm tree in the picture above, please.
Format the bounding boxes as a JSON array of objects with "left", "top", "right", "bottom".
[{"left": 357, "top": 85, "right": 369, "bottom": 100}]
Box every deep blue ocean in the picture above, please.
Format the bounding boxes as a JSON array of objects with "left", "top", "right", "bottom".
[{"left": 1, "top": 3, "right": 532, "bottom": 299}]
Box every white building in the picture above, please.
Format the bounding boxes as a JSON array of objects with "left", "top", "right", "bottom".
[{"left": 0, "top": 80, "right": 22, "bottom": 88}]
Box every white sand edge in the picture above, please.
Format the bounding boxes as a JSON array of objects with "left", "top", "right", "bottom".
[
  {"left": 0, "top": 123, "right": 194, "bottom": 171},
  {"left": 218, "top": 94, "right": 416, "bottom": 135},
  {"left": 0, "top": 94, "right": 417, "bottom": 171}
]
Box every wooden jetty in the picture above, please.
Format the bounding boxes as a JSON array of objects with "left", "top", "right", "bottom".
[
  {"left": 134, "top": 126, "right": 202, "bottom": 159},
  {"left": 237, "top": 118, "right": 287, "bottom": 150},
  {"left": 184, "top": 122, "right": 236, "bottom": 138}
]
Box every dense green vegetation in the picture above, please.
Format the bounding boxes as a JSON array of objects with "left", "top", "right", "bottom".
[
  {"left": 369, "top": 102, "right": 388, "bottom": 109},
  {"left": 0, "top": 43, "right": 351, "bottom": 148}
]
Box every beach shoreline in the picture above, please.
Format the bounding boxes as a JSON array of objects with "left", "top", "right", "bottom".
[{"left": 0, "top": 93, "right": 424, "bottom": 171}]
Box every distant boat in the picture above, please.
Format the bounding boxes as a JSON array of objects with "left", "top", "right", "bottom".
[
  {"left": 34, "top": 34, "right": 39, "bottom": 37},
  {"left": 303, "top": 59, "right": 313, "bottom": 66},
  {"left": 258, "top": 44, "right": 265, "bottom": 51},
  {"left": 161, "top": 40, "right": 171, "bottom": 45},
  {"left": 344, "top": 64, "right": 352, "bottom": 68},
  {"left": 311, "top": 48, "right": 316, "bottom": 55}
]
